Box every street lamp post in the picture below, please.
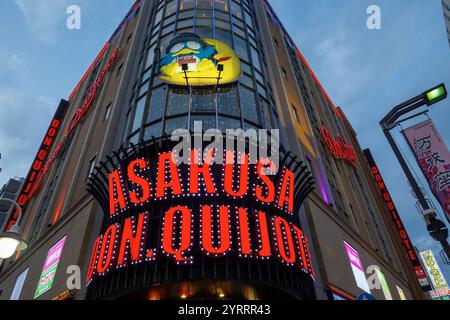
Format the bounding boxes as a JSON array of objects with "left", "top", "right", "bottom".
[
  {"left": 380, "top": 84, "right": 450, "bottom": 261},
  {"left": 0, "top": 199, "right": 28, "bottom": 259}
]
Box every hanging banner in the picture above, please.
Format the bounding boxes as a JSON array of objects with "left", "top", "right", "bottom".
[{"left": 402, "top": 120, "right": 450, "bottom": 223}]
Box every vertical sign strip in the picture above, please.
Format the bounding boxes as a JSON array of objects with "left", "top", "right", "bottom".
[
  {"left": 419, "top": 250, "right": 449, "bottom": 298},
  {"left": 363, "top": 149, "right": 432, "bottom": 292}
]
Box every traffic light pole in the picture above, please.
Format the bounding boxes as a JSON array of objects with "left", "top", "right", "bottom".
[{"left": 380, "top": 84, "right": 450, "bottom": 262}]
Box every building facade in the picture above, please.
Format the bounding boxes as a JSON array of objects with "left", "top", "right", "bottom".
[{"left": 0, "top": 0, "right": 424, "bottom": 300}]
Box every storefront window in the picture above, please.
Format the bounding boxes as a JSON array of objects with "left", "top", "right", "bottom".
[
  {"left": 239, "top": 86, "right": 259, "bottom": 124},
  {"left": 147, "top": 87, "right": 166, "bottom": 123},
  {"left": 166, "top": 88, "right": 190, "bottom": 116}
]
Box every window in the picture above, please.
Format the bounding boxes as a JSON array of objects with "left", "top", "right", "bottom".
[
  {"left": 165, "top": 116, "right": 189, "bottom": 135},
  {"left": 10, "top": 268, "right": 29, "bottom": 300},
  {"left": 180, "top": 0, "right": 195, "bottom": 11},
  {"left": 166, "top": 88, "right": 190, "bottom": 116},
  {"left": 192, "top": 89, "right": 215, "bottom": 112},
  {"left": 86, "top": 156, "right": 97, "bottom": 181},
  {"left": 219, "top": 116, "right": 241, "bottom": 131},
  {"left": 147, "top": 87, "right": 166, "bottom": 123},
  {"left": 191, "top": 115, "right": 216, "bottom": 131},
  {"left": 104, "top": 102, "right": 112, "bottom": 121},
  {"left": 281, "top": 67, "right": 288, "bottom": 79},
  {"left": 144, "top": 122, "right": 162, "bottom": 140},
  {"left": 116, "top": 63, "right": 123, "bottom": 77},
  {"left": 291, "top": 104, "right": 300, "bottom": 122},
  {"left": 217, "top": 86, "right": 239, "bottom": 116},
  {"left": 239, "top": 86, "right": 259, "bottom": 124},
  {"left": 132, "top": 96, "right": 146, "bottom": 132},
  {"left": 127, "top": 33, "right": 133, "bottom": 44}
]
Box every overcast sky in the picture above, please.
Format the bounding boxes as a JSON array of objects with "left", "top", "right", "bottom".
[{"left": 0, "top": 0, "right": 449, "bottom": 285}]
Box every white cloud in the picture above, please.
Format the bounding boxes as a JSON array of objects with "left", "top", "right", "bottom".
[{"left": 14, "top": 0, "right": 72, "bottom": 45}]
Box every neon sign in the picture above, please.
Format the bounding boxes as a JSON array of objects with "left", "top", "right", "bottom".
[
  {"left": 363, "top": 149, "right": 432, "bottom": 292},
  {"left": 65, "top": 48, "right": 120, "bottom": 138},
  {"left": 4, "top": 101, "right": 68, "bottom": 231},
  {"left": 86, "top": 139, "right": 316, "bottom": 287},
  {"left": 321, "top": 127, "right": 358, "bottom": 169}
]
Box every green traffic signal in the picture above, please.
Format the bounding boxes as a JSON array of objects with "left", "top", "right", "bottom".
[{"left": 425, "top": 84, "right": 447, "bottom": 106}]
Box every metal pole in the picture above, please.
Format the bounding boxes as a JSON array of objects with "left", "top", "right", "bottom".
[
  {"left": 0, "top": 199, "right": 23, "bottom": 228},
  {"left": 382, "top": 128, "right": 430, "bottom": 210}
]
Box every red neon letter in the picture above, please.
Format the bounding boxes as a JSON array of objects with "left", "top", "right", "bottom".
[
  {"left": 254, "top": 211, "right": 271, "bottom": 259},
  {"left": 128, "top": 159, "right": 151, "bottom": 205},
  {"left": 109, "top": 170, "right": 127, "bottom": 217},
  {"left": 162, "top": 206, "right": 192, "bottom": 263},
  {"left": 254, "top": 159, "right": 275, "bottom": 203},
  {"left": 277, "top": 169, "right": 295, "bottom": 214},
  {"left": 96, "top": 223, "right": 121, "bottom": 275},
  {"left": 224, "top": 151, "right": 249, "bottom": 197},
  {"left": 156, "top": 152, "right": 182, "bottom": 198},
  {"left": 117, "top": 213, "right": 149, "bottom": 267},
  {"left": 190, "top": 149, "right": 216, "bottom": 195},
  {"left": 272, "top": 217, "right": 296, "bottom": 265},
  {"left": 201, "top": 206, "right": 231, "bottom": 256},
  {"left": 86, "top": 236, "right": 102, "bottom": 285},
  {"left": 237, "top": 208, "right": 252, "bottom": 257}
]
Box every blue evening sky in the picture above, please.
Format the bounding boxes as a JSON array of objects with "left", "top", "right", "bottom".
[{"left": 0, "top": 1, "right": 449, "bottom": 283}]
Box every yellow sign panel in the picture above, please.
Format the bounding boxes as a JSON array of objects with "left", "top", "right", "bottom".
[{"left": 158, "top": 33, "right": 242, "bottom": 86}]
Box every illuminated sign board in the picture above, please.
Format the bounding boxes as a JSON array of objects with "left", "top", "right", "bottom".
[
  {"left": 363, "top": 149, "right": 432, "bottom": 292},
  {"left": 158, "top": 33, "right": 242, "bottom": 86},
  {"left": 321, "top": 127, "right": 358, "bottom": 169},
  {"left": 344, "top": 241, "right": 371, "bottom": 293},
  {"left": 420, "top": 250, "right": 449, "bottom": 298},
  {"left": 4, "top": 100, "right": 68, "bottom": 231},
  {"left": 85, "top": 138, "right": 316, "bottom": 291},
  {"left": 374, "top": 267, "right": 393, "bottom": 300},
  {"left": 397, "top": 285, "right": 407, "bottom": 300},
  {"left": 35, "top": 236, "right": 67, "bottom": 299}
]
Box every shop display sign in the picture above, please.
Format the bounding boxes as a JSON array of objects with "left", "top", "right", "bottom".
[
  {"left": 374, "top": 267, "right": 393, "bottom": 300},
  {"left": 344, "top": 241, "right": 371, "bottom": 294},
  {"left": 420, "top": 250, "right": 449, "bottom": 297},
  {"left": 35, "top": 236, "right": 67, "bottom": 299}
]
